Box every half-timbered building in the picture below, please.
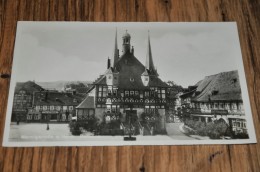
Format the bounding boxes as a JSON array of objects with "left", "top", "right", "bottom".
[
  {"left": 27, "top": 91, "right": 83, "bottom": 122},
  {"left": 76, "top": 30, "right": 173, "bottom": 135},
  {"left": 181, "top": 70, "right": 247, "bottom": 135}
]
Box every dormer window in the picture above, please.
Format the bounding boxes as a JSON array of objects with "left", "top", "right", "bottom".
[{"left": 130, "top": 77, "right": 134, "bottom": 82}]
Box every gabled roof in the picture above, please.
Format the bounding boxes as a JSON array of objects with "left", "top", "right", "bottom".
[
  {"left": 192, "top": 70, "right": 242, "bottom": 102},
  {"left": 148, "top": 77, "right": 169, "bottom": 88},
  {"left": 94, "top": 51, "right": 168, "bottom": 89},
  {"left": 34, "top": 91, "right": 83, "bottom": 106},
  {"left": 15, "top": 81, "right": 44, "bottom": 93},
  {"left": 76, "top": 96, "right": 95, "bottom": 109},
  {"left": 180, "top": 89, "right": 197, "bottom": 99},
  {"left": 93, "top": 75, "right": 106, "bottom": 85},
  {"left": 115, "top": 52, "right": 147, "bottom": 89}
]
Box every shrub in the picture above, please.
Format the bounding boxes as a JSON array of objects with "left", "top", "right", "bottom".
[
  {"left": 184, "top": 119, "right": 232, "bottom": 139},
  {"left": 69, "top": 117, "right": 99, "bottom": 135},
  {"left": 69, "top": 121, "right": 82, "bottom": 136},
  {"left": 233, "top": 132, "right": 249, "bottom": 139}
]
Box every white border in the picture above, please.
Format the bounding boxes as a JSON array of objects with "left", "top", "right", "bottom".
[{"left": 2, "top": 22, "right": 257, "bottom": 147}]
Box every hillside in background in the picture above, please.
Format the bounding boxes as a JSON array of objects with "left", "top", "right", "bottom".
[{"left": 36, "top": 81, "right": 93, "bottom": 91}]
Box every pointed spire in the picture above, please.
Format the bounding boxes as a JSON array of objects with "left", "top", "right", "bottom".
[
  {"left": 113, "top": 28, "right": 119, "bottom": 67},
  {"left": 145, "top": 31, "right": 157, "bottom": 75}
]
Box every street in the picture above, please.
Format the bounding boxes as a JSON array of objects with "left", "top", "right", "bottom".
[
  {"left": 8, "top": 122, "right": 198, "bottom": 142},
  {"left": 166, "top": 122, "right": 197, "bottom": 140}
]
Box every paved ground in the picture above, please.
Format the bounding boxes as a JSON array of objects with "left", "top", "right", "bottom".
[
  {"left": 166, "top": 123, "right": 197, "bottom": 140},
  {"left": 8, "top": 122, "right": 197, "bottom": 142}
]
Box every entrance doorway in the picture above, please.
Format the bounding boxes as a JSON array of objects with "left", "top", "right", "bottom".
[{"left": 125, "top": 110, "right": 138, "bottom": 123}]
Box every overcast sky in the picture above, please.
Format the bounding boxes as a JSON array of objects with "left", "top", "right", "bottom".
[{"left": 13, "top": 22, "right": 242, "bottom": 87}]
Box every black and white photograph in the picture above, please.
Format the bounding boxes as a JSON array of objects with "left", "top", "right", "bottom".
[{"left": 3, "top": 22, "right": 256, "bottom": 146}]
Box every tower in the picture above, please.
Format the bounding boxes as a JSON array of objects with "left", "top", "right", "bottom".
[
  {"left": 122, "top": 30, "right": 131, "bottom": 54},
  {"left": 141, "top": 31, "right": 158, "bottom": 86},
  {"left": 113, "top": 29, "right": 119, "bottom": 67},
  {"left": 145, "top": 31, "right": 157, "bottom": 75}
]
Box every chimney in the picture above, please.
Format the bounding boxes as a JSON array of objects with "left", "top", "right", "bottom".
[
  {"left": 107, "top": 57, "right": 111, "bottom": 69},
  {"left": 131, "top": 46, "right": 134, "bottom": 55},
  {"left": 44, "top": 91, "right": 48, "bottom": 101}
]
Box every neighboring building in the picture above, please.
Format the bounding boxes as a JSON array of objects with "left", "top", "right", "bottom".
[
  {"left": 76, "top": 30, "right": 173, "bottom": 134},
  {"left": 63, "top": 82, "right": 89, "bottom": 95},
  {"left": 12, "top": 81, "right": 44, "bottom": 122},
  {"left": 76, "top": 96, "right": 95, "bottom": 121},
  {"left": 183, "top": 70, "right": 247, "bottom": 135},
  {"left": 27, "top": 91, "right": 83, "bottom": 122}
]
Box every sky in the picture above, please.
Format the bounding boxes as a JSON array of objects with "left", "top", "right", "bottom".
[{"left": 13, "top": 22, "right": 243, "bottom": 87}]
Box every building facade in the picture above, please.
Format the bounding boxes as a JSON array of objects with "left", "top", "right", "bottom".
[
  {"left": 27, "top": 91, "right": 83, "bottom": 123},
  {"left": 12, "top": 81, "right": 44, "bottom": 122},
  {"left": 76, "top": 31, "right": 174, "bottom": 135},
  {"left": 181, "top": 70, "right": 247, "bottom": 135}
]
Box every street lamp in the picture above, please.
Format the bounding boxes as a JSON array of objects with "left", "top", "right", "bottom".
[{"left": 46, "top": 114, "right": 50, "bottom": 130}]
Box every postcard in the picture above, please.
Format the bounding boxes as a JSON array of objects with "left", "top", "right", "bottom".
[{"left": 3, "top": 22, "right": 257, "bottom": 146}]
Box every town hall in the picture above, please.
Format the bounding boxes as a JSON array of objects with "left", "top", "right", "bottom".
[{"left": 76, "top": 30, "right": 172, "bottom": 135}]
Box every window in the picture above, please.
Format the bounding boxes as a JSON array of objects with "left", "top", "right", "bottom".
[
  {"left": 106, "top": 105, "right": 111, "bottom": 113},
  {"left": 102, "top": 87, "right": 107, "bottom": 97},
  {"left": 161, "top": 94, "right": 165, "bottom": 99},
  {"left": 62, "top": 114, "right": 66, "bottom": 121},
  {"left": 89, "top": 109, "right": 94, "bottom": 116},
  {"left": 112, "top": 105, "right": 117, "bottom": 113},
  {"left": 36, "top": 106, "right": 40, "bottom": 111},
  {"left": 27, "top": 114, "right": 32, "bottom": 120},
  {"left": 238, "top": 103, "right": 243, "bottom": 110},
  {"left": 145, "top": 91, "right": 149, "bottom": 97},
  {"left": 125, "top": 91, "right": 129, "bottom": 97},
  {"left": 50, "top": 106, "right": 54, "bottom": 110},
  {"left": 225, "top": 103, "right": 230, "bottom": 110},
  {"left": 232, "top": 103, "right": 237, "bottom": 110},
  {"left": 113, "top": 89, "right": 117, "bottom": 96},
  {"left": 130, "top": 78, "right": 134, "bottom": 82},
  {"left": 108, "top": 89, "right": 112, "bottom": 96},
  {"left": 43, "top": 106, "right": 47, "bottom": 110},
  {"left": 243, "top": 122, "right": 246, "bottom": 128},
  {"left": 130, "top": 91, "right": 134, "bottom": 96},
  {"left": 63, "top": 106, "right": 67, "bottom": 111},
  {"left": 69, "top": 106, "right": 73, "bottom": 110},
  {"left": 56, "top": 106, "right": 61, "bottom": 111},
  {"left": 34, "top": 114, "right": 40, "bottom": 120}
]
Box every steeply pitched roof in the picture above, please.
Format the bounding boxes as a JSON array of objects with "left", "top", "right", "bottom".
[
  {"left": 192, "top": 70, "right": 242, "bottom": 102},
  {"left": 34, "top": 91, "right": 83, "bottom": 106},
  {"left": 115, "top": 52, "right": 147, "bottom": 89},
  {"left": 93, "top": 75, "right": 106, "bottom": 85},
  {"left": 76, "top": 96, "right": 95, "bottom": 109},
  {"left": 94, "top": 51, "right": 168, "bottom": 89},
  {"left": 15, "top": 81, "right": 44, "bottom": 93}
]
